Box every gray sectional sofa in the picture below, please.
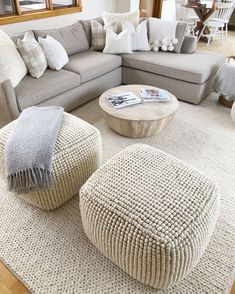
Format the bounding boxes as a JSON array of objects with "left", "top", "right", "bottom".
[{"left": 0, "top": 17, "right": 226, "bottom": 127}]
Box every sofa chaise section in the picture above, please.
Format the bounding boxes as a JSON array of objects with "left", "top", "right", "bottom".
[{"left": 122, "top": 51, "right": 226, "bottom": 104}]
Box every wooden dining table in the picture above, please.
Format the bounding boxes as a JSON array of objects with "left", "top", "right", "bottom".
[{"left": 184, "top": 3, "right": 218, "bottom": 37}]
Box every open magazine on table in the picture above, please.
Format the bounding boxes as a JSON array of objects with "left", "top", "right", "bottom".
[{"left": 106, "top": 92, "right": 142, "bottom": 109}]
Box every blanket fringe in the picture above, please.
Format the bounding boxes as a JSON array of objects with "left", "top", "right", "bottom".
[{"left": 7, "top": 168, "right": 53, "bottom": 192}]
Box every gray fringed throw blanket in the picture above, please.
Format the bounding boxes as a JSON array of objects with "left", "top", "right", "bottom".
[
  {"left": 5, "top": 106, "right": 64, "bottom": 192},
  {"left": 213, "top": 63, "right": 235, "bottom": 101}
]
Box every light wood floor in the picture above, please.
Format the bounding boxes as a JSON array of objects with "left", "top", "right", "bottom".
[
  {"left": 0, "top": 262, "right": 30, "bottom": 294},
  {"left": 197, "top": 31, "right": 235, "bottom": 56},
  {"left": 0, "top": 260, "right": 234, "bottom": 293}
]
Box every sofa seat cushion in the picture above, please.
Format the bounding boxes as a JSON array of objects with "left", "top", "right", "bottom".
[
  {"left": 122, "top": 51, "right": 226, "bottom": 84},
  {"left": 64, "top": 51, "right": 122, "bottom": 83},
  {"left": 15, "top": 69, "right": 81, "bottom": 110}
]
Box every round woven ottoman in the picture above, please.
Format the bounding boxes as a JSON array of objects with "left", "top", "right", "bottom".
[
  {"left": 80, "top": 144, "right": 220, "bottom": 289},
  {"left": 0, "top": 113, "right": 102, "bottom": 211}
]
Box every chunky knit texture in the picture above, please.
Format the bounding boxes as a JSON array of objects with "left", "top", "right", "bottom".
[
  {"left": 0, "top": 113, "right": 102, "bottom": 210},
  {"left": 80, "top": 144, "right": 220, "bottom": 289}
]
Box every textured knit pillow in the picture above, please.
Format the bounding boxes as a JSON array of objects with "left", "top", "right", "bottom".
[
  {"left": 17, "top": 31, "right": 47, "bottom": 79},
  {"left": 103, "top": 29, "right": 132, "bottom": 55},
  {"left": 91, "top": 20, "right": 117, "bottom": 51},
  {"left": 122, "top": 20, "right": 150, "bottom": 51},
  {"left": 103, "top": 11, "right": 140, "bottom": 32},
  {"left": 38, "top": 35, "right": 69, "bottom": 71}
]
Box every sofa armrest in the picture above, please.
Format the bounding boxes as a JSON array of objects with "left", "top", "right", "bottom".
[
  {"left": 180, "top": 35, "right": 197, "bottom": 54},
  {"left": 0, "top": 80, "right": 20, "bottom": 128}
]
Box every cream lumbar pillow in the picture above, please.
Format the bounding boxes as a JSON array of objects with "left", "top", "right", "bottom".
[
  {"left": 103, "top": 29, "right": 132, "bottom": 55},
  {"left": 122, "top": 20, "right": 150, "bottom": 51},
  {"left": 102, "top": 11, "right": 140, "bottom": 32},
  {"left": 38, "top": 35, "right": 69, "bottom": 71},
  {"left": 0, "top": 29, "right": 27, "bottom": 88},
  {"left": 17, "top": 31, "right": 47, "bottom": 79},
  {"left": 91, "top": 20, "right": 117, "bottom": 51}
]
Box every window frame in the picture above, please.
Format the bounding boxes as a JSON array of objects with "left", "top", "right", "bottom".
[{"left": 0, "top": 0, "right": 82, "bottom": 25}]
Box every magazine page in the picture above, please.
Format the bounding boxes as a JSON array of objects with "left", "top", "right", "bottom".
[
  {"left": 140, "top": 88, "right": 170, "bottom": 102},
  {"left": 106, "top": 92, "right": 142, "bottom": 109}
]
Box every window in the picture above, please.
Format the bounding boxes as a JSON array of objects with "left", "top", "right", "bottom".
[
  {"left": 19, "top": 0, "right": 47, "bottom": 12},
  {"left": 0, "top": 0, "right": 16, "bottom": 15},
  {"left": 0, "top": 0, "right": 82, "bottom": 25},
  {"left": 52, "top": 0, "right": 74, "bottom": 8}
]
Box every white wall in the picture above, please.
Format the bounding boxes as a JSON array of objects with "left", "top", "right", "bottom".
[
  {"left": 116, "top": 0, "right": 139, "bottom": 13},
  {"left": 130, "top": 0, "right": 139, "bottom": 12},
  {"left": 1, "top": 0, "right": 116, "bottom": 34},
  {"left": 161, "top": 0, "right": 177, "bottom": 21},
  {"left": 115, "top": 0, "right": 177, "bottom": 21},
  {"left": 116, "top": 0, "right": 130, "bottom": 13}
]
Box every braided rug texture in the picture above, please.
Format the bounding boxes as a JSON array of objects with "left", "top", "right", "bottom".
[
  {"left": 0, "top": 95, "right": 234, "bottom": 293},
  {"left": 80, "top": 144, "right": 220, "bottom": 289},
  {"left": 0, "top": 113, "right": 102, "bottom": 210}
]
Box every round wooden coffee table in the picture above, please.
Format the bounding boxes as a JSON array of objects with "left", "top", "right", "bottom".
[{"left": 99, "top": 85, "right": 179, "bottom": 138}]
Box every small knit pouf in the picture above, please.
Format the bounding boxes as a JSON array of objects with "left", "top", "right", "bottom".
[
  {"left": 80, "top": 144, "right": 220, "bottom": 289},
  {"left": 0, "top": 113, "right": 102, "bottom": 210}
]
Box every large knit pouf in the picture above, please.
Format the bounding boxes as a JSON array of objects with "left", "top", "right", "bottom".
[
  {"left": 0, "top": 113, "right": 102, "bottom": 211},
  {"left": 80, "top": 144, "right": 220, "bottom": 289}
]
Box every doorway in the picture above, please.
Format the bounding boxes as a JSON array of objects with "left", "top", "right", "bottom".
[{"left": 139, "top": 0, "right": 163, "bottom": 18}]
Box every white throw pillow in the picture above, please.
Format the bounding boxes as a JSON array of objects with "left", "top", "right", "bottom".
[
  {"left": 38, "top": 35, "right": 68, "bottom": 70},
  {"left": 103, "top": 11, "right": 140, "bottom": 32},
  {"left": 122, "top": 20, "right": 150, "bottom": 51},
  {"left": 103, "top": 29, "right": 132, "bottom": 55},
  {"left": 0, "top": 29, "right": 27, "bottom": 88},
  {"left": 17, "top": 31, "right": 47, "bottom": 78},
  {"left": 149, "top": 18, "right": 178, "bottom": 52},
  {"left": 91, "top": 20, "right": 117, "bottom": 51}
]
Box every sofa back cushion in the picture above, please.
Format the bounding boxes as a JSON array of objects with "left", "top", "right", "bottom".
[
  {"left": 10, "top": 30, "right": 34, "bottom": 44},
  {"left": 180, "top": 35, "right": 197, "bottom": 54},
  {"left": 34, "top": 22, "right": 89, "bottom": 56},
  {"left": 80, "top": 17, "right": 104, "bottom": 47},
  {"left": 174, "top": 22, "right": 187, "bottom": 53}
]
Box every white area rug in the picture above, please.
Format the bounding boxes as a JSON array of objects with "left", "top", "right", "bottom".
[{"left": 0, "top": 95, "right": 235, "bottom": 293}]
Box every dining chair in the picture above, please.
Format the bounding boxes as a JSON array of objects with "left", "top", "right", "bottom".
[
  {"left": 175, "top": 0, "right": 199, "bottom": 35},
  {"left": 198, "top": 0, "right": 235, "bottom": 44}
]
